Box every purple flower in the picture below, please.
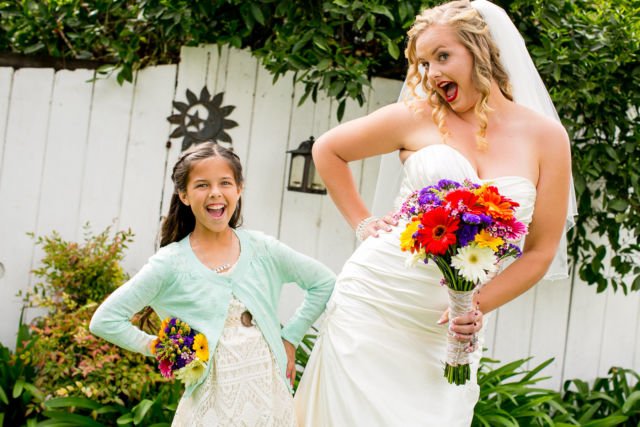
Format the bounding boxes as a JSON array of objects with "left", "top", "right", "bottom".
[
  {"left": 478, "top": 214, "right": 493, "bottom": 225},
  {"left": 462, "top": 213, "right": 482, "bottom": 224},
  {"left": 436, "top": 179, "right": 461, "bottom": 190},
  {"left": 457, "top": 224, "right": 478, "bottom": 246},
  {"left": 182, "top": 335, "right": 194, "bottom": 348}
]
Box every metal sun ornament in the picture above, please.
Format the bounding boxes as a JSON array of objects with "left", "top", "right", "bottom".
[{"left": 167, "top": 87, "right": 238, "bottom": 151}]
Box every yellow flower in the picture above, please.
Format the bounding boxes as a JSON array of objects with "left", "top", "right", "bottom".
[
  {"left": 193, "top": 334, "right": 209, "bottom": 362},
  {"left": 158, "top": 318, "right": 169, "bottom": 340},
  {"left": 474, "top": 230, "right": 504, "bottom": 252},
  {"left": 400, "top": 218, "right": 420, "bottom": 252},
  {"left": 150, "top": 337, "right": 159, "bottom": 355}
]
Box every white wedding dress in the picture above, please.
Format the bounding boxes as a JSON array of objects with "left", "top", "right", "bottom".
[{"left": 294, "top": 144, "right": 537, "bottom": 427}]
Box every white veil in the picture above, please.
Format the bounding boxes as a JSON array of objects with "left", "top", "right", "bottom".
[{"left": 371, "top": 0, "right": 578, "bottom": 280}]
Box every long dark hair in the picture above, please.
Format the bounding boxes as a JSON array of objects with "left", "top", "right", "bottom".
[
  {"left": 138, "top": 142, "right": 244, "bottom": 332},
  {"left": 160, "top": 142, "right": 244, "bottom": 247}
]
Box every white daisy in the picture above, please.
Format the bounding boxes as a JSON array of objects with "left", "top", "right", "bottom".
[
  {"left": 451, "top": 245, "right": 497, "bottom": 284},
  {"left": 174, "top": 359, "right": 207, "bottom": 387}
]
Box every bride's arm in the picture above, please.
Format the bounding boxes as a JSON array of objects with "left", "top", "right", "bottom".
[
  {"left": 312, "top": 102, "right": 412, "bottom": 230},
  {"left": 474, "top": 119, "right": 572, "bottom": 314}
]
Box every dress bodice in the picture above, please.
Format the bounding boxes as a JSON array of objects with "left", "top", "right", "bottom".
[{"left": 397, "top": 144, "right": 537, "bottom": 226}]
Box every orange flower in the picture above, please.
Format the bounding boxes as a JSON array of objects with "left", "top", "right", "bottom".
[{"left": 478, "top": 186, "right": 518, "bottom": 220}]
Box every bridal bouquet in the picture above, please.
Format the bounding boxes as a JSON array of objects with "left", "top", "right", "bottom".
[
  {"left": 396, "top": 179, "right": 527, "bottom": 385},
  {"left": 150, "top": 317, "right": 209, "bottom": 387}
]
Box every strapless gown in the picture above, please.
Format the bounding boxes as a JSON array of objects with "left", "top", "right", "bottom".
[{"left": 294, "top": 144, "right": 537, "bottom": 427}]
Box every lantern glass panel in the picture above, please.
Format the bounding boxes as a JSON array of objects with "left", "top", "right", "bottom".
[
  {"left": 289, "top": 154, "right": 305, "bottom": 189},
  {"left": 308, "top": 162, "right": 326, "bottom": 192}
]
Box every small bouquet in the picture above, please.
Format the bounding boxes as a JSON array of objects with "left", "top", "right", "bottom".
[
  {"left": 151, "top": 317, "right": 209, "bottom": 387},
  {"left": 396, "top": 179, "right": 527, "bottom": 385}
]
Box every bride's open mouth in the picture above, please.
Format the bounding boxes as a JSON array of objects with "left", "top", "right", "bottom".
[{"left": 438, "top": 81, "right": 458, "bottom": 103}]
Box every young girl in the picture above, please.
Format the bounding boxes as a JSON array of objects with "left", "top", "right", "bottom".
[{"left": 90, "top": 142, "right": 335, "bottom": 426}]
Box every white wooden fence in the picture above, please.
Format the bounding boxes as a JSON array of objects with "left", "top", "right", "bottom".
[{"left": 0, "top": 46, "right": 638, "bottom": 390}]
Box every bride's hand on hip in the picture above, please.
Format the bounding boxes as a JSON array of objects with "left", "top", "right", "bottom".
[{"left": 357, "top": 213, "right": 398, "bottom": 241}]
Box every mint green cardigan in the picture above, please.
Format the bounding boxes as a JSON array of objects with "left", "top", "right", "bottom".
[{"left": 89, "top": 228, "right": 335, "bottom": 397}]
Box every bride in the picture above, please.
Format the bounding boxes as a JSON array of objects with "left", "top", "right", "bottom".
[{"left": 294, "top": 1, "right": 576, "bottom": 425}]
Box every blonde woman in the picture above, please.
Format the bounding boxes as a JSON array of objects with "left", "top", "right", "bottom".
[{"left": 294, "top": 1, "right": 575, "bottom": 425}]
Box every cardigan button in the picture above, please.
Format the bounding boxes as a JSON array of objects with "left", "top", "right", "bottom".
[{"left": 240, "top": 311, "right": 254, "bottom": 327}]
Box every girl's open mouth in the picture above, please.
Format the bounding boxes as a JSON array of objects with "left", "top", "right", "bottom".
[
  {"left": 207, "top": 204, "right": 226, "bottom": 218},
  {"left": 439, "top": 81, "right": 458, "bottom": 103}
]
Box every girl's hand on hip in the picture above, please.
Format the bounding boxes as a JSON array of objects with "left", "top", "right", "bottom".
[{"left": 282, "top": 339, "right": 296, "bottom": 387}]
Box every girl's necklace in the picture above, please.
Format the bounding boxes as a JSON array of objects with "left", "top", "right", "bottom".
[{"left": 212, "top": 263, "right": 231, "bottom": 273}]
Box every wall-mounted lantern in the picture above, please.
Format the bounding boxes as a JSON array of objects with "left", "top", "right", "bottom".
[{"left": 286, "top": 136, "right": 327, "bottom": 194}]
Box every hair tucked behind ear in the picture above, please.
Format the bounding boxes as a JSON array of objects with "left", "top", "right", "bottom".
[
  {"left": 139, "top": 142, "right": 245, "bottom": 332},
  {"left": 404, "top": 0, "right": 513, "bottom": 149}
]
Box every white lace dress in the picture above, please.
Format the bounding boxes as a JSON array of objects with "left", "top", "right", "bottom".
[{"left": 172, "top": 272, "right": 296, "bottom": 426}]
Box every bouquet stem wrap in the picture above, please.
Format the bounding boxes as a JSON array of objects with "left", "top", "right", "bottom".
[{"left": 445, "top": 288, "right": 475, "bottom": 385}]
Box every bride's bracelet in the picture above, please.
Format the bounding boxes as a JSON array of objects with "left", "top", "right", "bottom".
[{"left": 355, "top": 216, "right": 379, "bottom": 241}]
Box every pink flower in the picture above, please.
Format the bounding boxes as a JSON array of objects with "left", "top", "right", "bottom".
[
  {"left": 159, "top": 359, "right": 174, "bottom": 378},
  {"left": 501, "top": 217, "right": 528, "bottom": 240}
]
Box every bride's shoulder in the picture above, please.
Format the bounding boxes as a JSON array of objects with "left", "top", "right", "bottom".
[{"left": 511, "top": 104, "right": 569, "bottom": 149}]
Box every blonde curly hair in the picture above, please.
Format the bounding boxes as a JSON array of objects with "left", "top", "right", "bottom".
[{"left": 404, "top": 0, "right": 512, "bottom": 149}]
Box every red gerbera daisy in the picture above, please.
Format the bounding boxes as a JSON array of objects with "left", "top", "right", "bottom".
[
  {"left": 444, "top": 188, "right": 480, "bottom": 213},
  {"left": 416, "top": 207, "right": 460, "bottom": 255}
]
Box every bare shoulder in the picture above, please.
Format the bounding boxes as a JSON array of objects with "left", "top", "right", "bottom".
[{"left": 513, "top": 104, "right": 569, "bottom": 155}]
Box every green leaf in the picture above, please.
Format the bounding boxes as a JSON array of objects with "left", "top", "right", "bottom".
[
  {"left": 621, "top": 390, "right": 640, "bottom": 414},
  {"left": 250, "top": 3, "right": 265, "bottom": 26},
  {"left": 41, "top": 411, "right": 107, "bottom": 427},
  {"left": 582, "top": 415, "right": 630, "bottom": 427},
  {"left": 13, "top": 377, "right": 25, "bottom": 398},
  {"left": 132, "top": 399, "right": 154, "bottom": 425},
  {"left": 0, "top": 385, "right": 8, "bottom": 405},
  {"left": 45, "top": 397, "right": 102, "bottom": 410},
  {"left": 117, "top": 413, "right": 134, "bottom": 425},
  {"left": 337, "top": 100, "right": 346, "bottom": 121},
  {"left": 387, "top": 38, "right": 400, "bottom": 60},
  {"left": 608, "top": 199, "right": 628, "bottom": 212}
]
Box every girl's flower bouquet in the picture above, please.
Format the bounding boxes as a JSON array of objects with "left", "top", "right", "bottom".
[
  {"left": 151, "top": 317, "right": 209, "bottom": 387},
  {"left": 396, "top": 179, "right": 527, "bottom": 385}
]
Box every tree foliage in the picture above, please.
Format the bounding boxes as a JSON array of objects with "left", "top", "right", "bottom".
[{"left": 0, "top": 0, "right": 638, "bottom": 292}]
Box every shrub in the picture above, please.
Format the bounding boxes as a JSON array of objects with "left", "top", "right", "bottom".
[
  {"left": 26, "top": 224, "right": 134, "bottom": 309},
  {"left": 23, "top": 225, "right": 174, "bottom": 422}
]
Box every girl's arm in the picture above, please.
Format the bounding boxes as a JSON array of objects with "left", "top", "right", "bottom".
[
  {"left": 89, "top": 255, "right": 170, "bottom": 356},
  {"left": 474, "top": 119, "right": 572, "bottom": 314},
  {"left": 271, "top": 239, "right": 336, "bottom": 347}
]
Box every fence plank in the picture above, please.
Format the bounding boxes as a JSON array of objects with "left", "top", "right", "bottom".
[
  {"left": 528, "top": 278, "right": 572, "bottom": 389},
  {"left": 118, "top": 65, "right": 177, "bottom": 273},
  {"left": 242, "top": 68, "right": 294, "bottom": 236},
  {"left": 221, "top": 49, "right": 258, "bottom": 174},
  {"left": 33, "top": 69, "right": 94, "bottom": 240},
  {"left": 161, "top": 46, "right": 210, "bottom": 218},
  {"left": 491, "top": 286, "right": 536, "bottom": 364},
  {"left": 562, "top": 278, "right": 607, "bottom": 381},
  {"left": 0, "top": 68, "right": 54, "bottom": 346},
  {"left": 77, "top": 73, "right": 134, "bottom": 235},
  {"left": 598, "top": 287, "right": 638, "bottom": 373},
  {"left": 0, "top": 68, "right": 13, "bottom": 170}
]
